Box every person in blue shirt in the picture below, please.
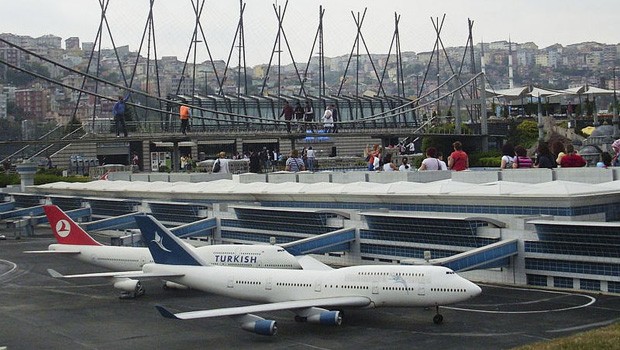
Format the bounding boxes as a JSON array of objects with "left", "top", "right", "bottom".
[{"left": 112, "top": 93, "right": 130, "bottom": 137}]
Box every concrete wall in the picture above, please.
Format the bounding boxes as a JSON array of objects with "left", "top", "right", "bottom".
[
  {"left": 267, "top": 172, "right": 298, "bottom": 183},
  {"left": 500, "top": 168, "right": 554, "bottom": 183},
  {"left": 554, "top": 167, "right": 614, "bottom": 184},
  {"left": 107, "top": 168, "right": 620, "bottom": 185},
  {"left": 452, "top": 170, "right": 499, "bottom": 184}
]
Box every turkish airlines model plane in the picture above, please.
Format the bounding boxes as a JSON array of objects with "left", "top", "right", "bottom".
[
  {"left": 51, "top": 215, "right": 482, "bottom": 336},
  {"left": 29, "top": 205, "right": 301, "bottom": 298}
]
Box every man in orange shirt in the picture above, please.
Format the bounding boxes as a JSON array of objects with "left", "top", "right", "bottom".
[{"left": 179, "top": 99, "right": 191, "bottom": 135}]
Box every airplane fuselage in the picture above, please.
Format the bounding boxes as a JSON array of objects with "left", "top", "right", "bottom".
[
  {"left": 143, "top": 263, "right": 481, "bottom": 308},
  {"left": 48, "top": 244, "right": 302, "bottom": 271}
]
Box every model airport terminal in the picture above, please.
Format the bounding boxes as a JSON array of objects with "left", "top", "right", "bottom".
[
  {"left": 2, "top": 165, "right": 619, "bottom": 296},
  {"left": 1, "top": 3, "right": 619, "bottom": 301}
]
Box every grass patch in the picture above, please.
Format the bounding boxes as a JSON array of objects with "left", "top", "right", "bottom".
[{"left": 512, "top": 322, "right": 620, "bottom": 350}]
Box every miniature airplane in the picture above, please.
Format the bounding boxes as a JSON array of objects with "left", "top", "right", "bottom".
[
  {"left": 31, "top": 205, "right": 301, "bottom": 298},
  {"left": 92, "top": 214, "right": 481, "bottom": 335}
]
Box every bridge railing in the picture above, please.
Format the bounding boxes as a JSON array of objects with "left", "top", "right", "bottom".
[{"left": 80, "top": 118, "right": 451, "bottom": 137}]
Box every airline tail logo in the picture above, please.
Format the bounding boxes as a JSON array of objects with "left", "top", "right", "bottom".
[
  {"left": 152, "top": 231, "right": 172, "bottom": 252},
  {"left": 55, "top": 219, "right": 71, "bottom": 238}
]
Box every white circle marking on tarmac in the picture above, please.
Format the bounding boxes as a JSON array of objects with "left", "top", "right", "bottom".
[
  {"left": 0, "top": 259, "right": 18, "bottom": 278},
  {"left": 444, "top": 284, "right": 596, "bottom": 314}
]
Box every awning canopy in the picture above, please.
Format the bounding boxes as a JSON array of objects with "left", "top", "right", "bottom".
[{"left": 486, "top": 85, "right": 617, "bottom": 99}]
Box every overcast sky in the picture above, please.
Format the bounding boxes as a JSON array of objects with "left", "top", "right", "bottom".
[{"left": 2, "top": 0, "right": 619, "bottom": 66}]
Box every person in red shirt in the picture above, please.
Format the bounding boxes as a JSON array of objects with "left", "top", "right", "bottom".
[
  {"left": 448, "top": 141, "right": 469, "bottom": 171},
  {"left": 559, "top": 144, "right": 586, "bottom": 167},
  {"left": 279, "top": 101, "right": 294, "bottom": 133}
]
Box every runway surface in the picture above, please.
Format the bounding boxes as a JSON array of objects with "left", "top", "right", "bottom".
[{"left": 1, "top": 232, "right": 619, "bottom": 350}]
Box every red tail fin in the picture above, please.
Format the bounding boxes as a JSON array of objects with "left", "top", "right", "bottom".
[{"left": 43, "top": 205, "right": 102, "bottom": 246}]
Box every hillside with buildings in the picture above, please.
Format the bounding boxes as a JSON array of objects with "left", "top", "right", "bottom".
[{"left": 1, "top": 32, "right": 619, "bottom": 131}]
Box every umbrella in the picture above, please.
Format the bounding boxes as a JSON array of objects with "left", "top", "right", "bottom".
[{"left": 581, "top": 126, "right": 596, "bottom": 136}]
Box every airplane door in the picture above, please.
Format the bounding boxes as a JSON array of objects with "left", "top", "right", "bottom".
[
  {"left": 314, "top": 280, "right": 321, "bottom": 292},
  {"left": 372, "top": 283, "right": 379, "bottom": 294},
  {"left": 265, "top": 277, "right": 272, "bottom": 290},
  {"left": 417, "top": 287, "right": 425, "bottom": 296},
  {"left": 227, "top": 276, "right": 234, "bottom": 289}
]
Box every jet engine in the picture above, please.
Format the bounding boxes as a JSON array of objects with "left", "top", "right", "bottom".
[
  {"left": 241, "top": 319, "right": 278, "bottom": 336},
  {"left": 112, "top": 278, "right": 145, "bottom": 299},
  {"left": 307, "top": 311, "right": 342, "bottom": 325}
]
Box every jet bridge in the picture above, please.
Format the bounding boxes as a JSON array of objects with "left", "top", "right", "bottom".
[
  {"left": 281, "top": 228, "right": 356, "bottom": 255},
  {"left": 427, "top": 239, "right": 519, "bottom": 272}
]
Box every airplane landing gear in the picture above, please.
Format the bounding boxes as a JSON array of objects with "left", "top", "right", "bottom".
[{"left": 433, "top": 306, "right": 444, "bottom": 325}]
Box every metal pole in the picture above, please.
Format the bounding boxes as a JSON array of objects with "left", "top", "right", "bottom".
[
  {"left": 613, "top": 66, "right": 619, "bottom": 138},
  {"left": 537, "top": 93, "right": 544, "bottom": 142}
]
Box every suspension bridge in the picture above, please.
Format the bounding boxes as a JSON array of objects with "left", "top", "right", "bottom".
[{"left": 0, "top": 1, "right": 496, "bottom": 171}]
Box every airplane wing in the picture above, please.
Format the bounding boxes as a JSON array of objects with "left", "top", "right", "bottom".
[
  {"left": 296, "top": 255, "right": 334, "bottom": 271},
  {"left": 24, "top": 250, "right": 81, "bottom": 254},
  {"left": 47, "top": 268, "right": 184, "bottom": 279},
  {"left": 156, "top": 296, "right": 371, "bottom": 320}
]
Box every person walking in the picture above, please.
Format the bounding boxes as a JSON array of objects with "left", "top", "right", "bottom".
[
  {"left": 306, "top": 146, "right": 316, "bottom": 171},
  {"left": 330, "top": 104, "right": 339, "bottom": 133},
  {"left": 322, "top": 105, "right": 334, "bottom": 133},
  {"left": 112, "top": 93, "right": 130, "bottom": 137},
  {"left": 294, "top": 102, "right": 305, "bottom": 132},
  {"left": 304, "top": 101, "right": 315, "bottom": 133},
  {"left": 179, "top": 99, "right": 191, "bottom": 135},
  {"left": 212, "top": 151, "right": 230, "bottom": 173},
  {"left": 279, "top": 101, "right": 294, "bottom": 133}
]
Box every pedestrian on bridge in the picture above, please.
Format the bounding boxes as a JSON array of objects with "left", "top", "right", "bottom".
[
  {"left": 279, "top": 101, "right": 294, "bottom": 133},
  {"left": 179, "top": 99, "right": 191, "bottom": 135},
  {"left": 304, "top": 101, "right": 315, "bottom": 133},
  {"left": 113, "top": 93, "right": 130, "bottom": 137},
  {"left": 294, "top": 102, "right": 305, "bottom": 132},
  {"left": 322, "top": 105, "right": 334, "bottom": 133}
]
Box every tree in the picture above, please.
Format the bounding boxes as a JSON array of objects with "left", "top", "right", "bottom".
[{"left": 515, "top": 120, "right": 539, "bottom": 148}]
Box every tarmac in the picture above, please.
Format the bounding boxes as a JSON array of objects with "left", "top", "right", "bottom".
[{"left": 1, "top": 229, "right": 619, "bottom": 350}]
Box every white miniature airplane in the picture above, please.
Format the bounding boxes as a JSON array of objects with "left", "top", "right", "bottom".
[
  {"left": 50, "top": 214, "right": 482, "bottom": 336},
  {"left": 31, "top": 205, "right": 301, "bottom": 298}
]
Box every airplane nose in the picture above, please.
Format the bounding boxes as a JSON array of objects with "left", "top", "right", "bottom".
[{"left": 470, "top": 282, "right": 482, "bottom": 297}]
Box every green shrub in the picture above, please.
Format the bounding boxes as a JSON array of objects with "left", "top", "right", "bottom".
[
  {"left": 34, "top": 173, "right": 90, "bottom": 185},
  {"left": 468, "top": 150, "right": 501, "bottom": 168},
  {"left": 37, "top": 168, "right": 64, "bottom": 177},
  {"left": 0, "top": 173, "right": 20, "bottom": 187},
  {"left": 477, "top": 157, "right": 501, "bottom": 167}
]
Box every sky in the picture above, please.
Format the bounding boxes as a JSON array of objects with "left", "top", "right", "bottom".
[{"left": 2, "top": 0, "right": 619, "bottom": 66}]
